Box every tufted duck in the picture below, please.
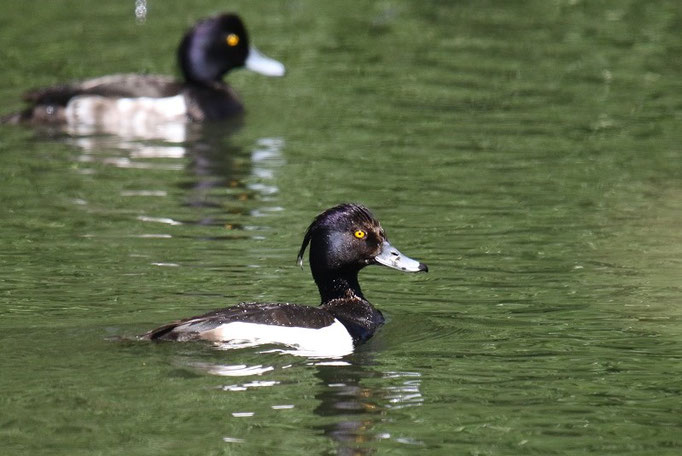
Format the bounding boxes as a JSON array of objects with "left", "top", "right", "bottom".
[
  {"left": 140, "top": 204, "right": 428, "bottom": 357},
  {"left": 2, "top": 13, "right": 284, "bottom": 126}
]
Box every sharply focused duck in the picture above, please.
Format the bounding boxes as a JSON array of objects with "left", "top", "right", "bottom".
[
  {"left": 141, "top": 204, "right": 428, "bottom": 357},
  {"left": 3, "top": 13, "right": 284, "bottom": 126}
]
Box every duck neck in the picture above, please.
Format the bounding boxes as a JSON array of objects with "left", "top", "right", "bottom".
[
  {"left": 314, "top": 269, "right": 365, "bottom": 304},
  {"left": 316, "top": 271, "right": 385, "bottom": 344}
]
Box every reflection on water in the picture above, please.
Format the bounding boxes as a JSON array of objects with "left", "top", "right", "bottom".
[
  {"left": 314, "top": 363, "right": 425, "bottom": 454},
  {"left": 169, "top": 350, "right": 424, "bottom": 454},
  {"left": 72, "top": 124, "right": 190, "bottom": 171},
  {"left": 248, "top": 138, "right": 286, "bottom": 217},
  {"left": 51, "top": 114, "right": 287, "bottom": 231},
  {"left": 383, "top": 371, "right": 423, "bottom": 409}
]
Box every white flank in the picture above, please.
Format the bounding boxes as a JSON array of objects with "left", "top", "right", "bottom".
[
  {"left": 65, "top": 94, "right": 188, "bottom": 141},
  {"left": 204, "top": 319, "right": 354, "bottom": 359}
]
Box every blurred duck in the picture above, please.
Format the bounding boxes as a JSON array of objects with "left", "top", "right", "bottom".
[{"left": 3, "top": 13, "right": 284, "bottom": 127}]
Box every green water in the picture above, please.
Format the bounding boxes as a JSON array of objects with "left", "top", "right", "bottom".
[{"left": 1, "top": 1, "right": 681, "bottom": 454}]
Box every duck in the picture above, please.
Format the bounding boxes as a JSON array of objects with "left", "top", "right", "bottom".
[
  {"left": 2, "top": 13, "right": 284, "bottom": 127},
  {"left": 140, "top": 204, "right": 428, "bottom": 357}
]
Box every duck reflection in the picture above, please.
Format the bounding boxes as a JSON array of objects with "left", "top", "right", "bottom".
[
  {"left": 178, "top": 351, "right": 424, "bottom": 454},
  {"left": 42, "top": 115, "right": 286, "bottom": 229},
  {"left": 313, "top": 356, "right": 424, "bottom": 455},
  {"left": 181, "top": 129, "right": 286, "bottom": 225},
  {"left": 314, "top": 360, "right": 382, "bottom": 455}
]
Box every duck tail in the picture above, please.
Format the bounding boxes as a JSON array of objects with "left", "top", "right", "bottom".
[{"left": 0, "top": 110, "right": 26, "bottom": 125}]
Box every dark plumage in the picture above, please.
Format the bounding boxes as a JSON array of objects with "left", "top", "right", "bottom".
[
  {"left": 2, "top": 13, "right": 284, "bottom": 125},
  {"left": 141, "top": 204, "right": 428, "bottom": 353}
]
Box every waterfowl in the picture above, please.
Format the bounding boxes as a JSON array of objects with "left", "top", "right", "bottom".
[
  {"left": 3, "top": 13, "right": 284, "bottom": 126},
  {"left": 141, "top": 204, "right": 428, "bottom": 357}
]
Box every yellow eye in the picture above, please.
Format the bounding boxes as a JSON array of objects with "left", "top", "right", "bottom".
[
  {"left": 354, "top": 230, "right": 366, "bottom": 239},
  {"left": 226, "top": 33, "right": 240, "bottom": 47}
]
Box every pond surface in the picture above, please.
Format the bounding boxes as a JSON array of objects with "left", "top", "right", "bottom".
[{"left": 1, "top": 1, "right": 681, "bottom": 454}]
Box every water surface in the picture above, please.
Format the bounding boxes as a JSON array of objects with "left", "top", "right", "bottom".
[{"left": 1, "top": 1, "right": 681, "bottom": 454}]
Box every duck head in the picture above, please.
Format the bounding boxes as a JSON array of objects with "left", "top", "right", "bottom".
[
  {"left": 297, "top": 204, "right": 428, "bottom": 302},
  {"left": 178, "top": 13, "right": 285, "bottom": 85}
]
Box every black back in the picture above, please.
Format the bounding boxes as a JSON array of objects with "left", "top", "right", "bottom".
[{"left": 142, "top": 302, "right": 337, "bottom": 341}]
